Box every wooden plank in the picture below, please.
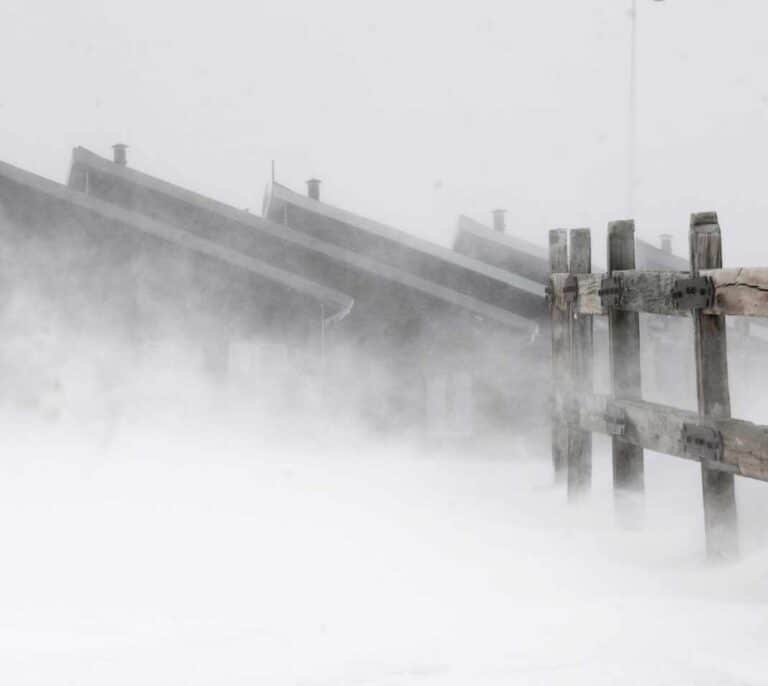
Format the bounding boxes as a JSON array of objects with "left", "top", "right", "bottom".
[
  {"left": 549, "top": 229, "right": 569, "bottom": 482},
  {"left": 580, "top": 394, "right": 692, "bottom": 459},
  {"left": 570, "top": 271, "right": 604, "bottom": 315},
  {"left": 550, "top": 271, "right": 687, "bottom": 317},
  {"left": 618, "top": 270, "right": 685, "bottom": 316},
  {"left": 549, "top": 273, "right": 587, "bottom": 311},
  {"left": 567, "top": 229, "right": 593, "bottom": 499},
  {"left": 550, "top": 266, "right": 768, "bottom": 318},
  {"left": 719, "top": 419, "right": 768, "bottom": 482},
  {"left": 607, "top": 221, "right": 644, "bottom": 515},
  {"left": 704, "top": 267, "right": 768, "bottom": 316},
  {"left": 578, "top": 393, "right": 768, "bottom": 482},
  {"left": 690, "top": 212, "right": 738, "bottom": 558}
]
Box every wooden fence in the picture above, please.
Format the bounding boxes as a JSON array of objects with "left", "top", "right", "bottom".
[{"left": 547, "top": 212, "right": 768, "bottom": 558}]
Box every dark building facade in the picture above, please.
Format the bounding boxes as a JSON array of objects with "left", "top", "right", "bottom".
[
  {"left": 260, "top": 178, "right": 548, "bottom": 437},
  {"left": 67, "top": 148, "right": 547, "bottom": 437},
  {"left": 453, "top": 214, "right": 551, "bottom": 286},
  {"left": 0, "top": 157, "right": 353, "bottom": 412},
  {"left": 264, "top": 182, "right": 546, "bottom": 323}
]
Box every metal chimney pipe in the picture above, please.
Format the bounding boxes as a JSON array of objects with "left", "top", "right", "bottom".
[
  {"left": 492, "top": 209, "right": 506, "bottom": 233},
  {"left": 659, "top": 233, "right": 672, "bottom": 254},
  {"left": 306, "top": 178, "right": 321, "bottom": 201},
  {"left": 112, "top": 143, "right": 128, "bottom": 166}
]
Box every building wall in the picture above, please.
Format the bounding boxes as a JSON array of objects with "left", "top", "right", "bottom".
[
  {"left": 67, "top": 161, "right": 549, "bottom": 438},
  {"left": 0, "top": 177, "right": 326, "bottom": 384}
]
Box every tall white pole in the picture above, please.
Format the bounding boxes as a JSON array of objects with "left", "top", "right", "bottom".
[{"left": 627, "top": 0, "right": 638, "bottom": 217}]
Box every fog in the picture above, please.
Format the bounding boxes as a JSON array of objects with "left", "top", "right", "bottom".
[
  {"left": 2, "top": 1, "right": 768, "bottom": 684},
  {"left": 4, "top": 1, "right": 768, "bottom": 262},
  {"left": 0, "top": 260, "right": 766, "bottom": 684},
  {"left": 2, "top": 361, "right": 768, "bottom": 684}
]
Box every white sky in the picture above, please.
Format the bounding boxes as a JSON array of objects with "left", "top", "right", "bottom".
[{"left": 2, "top": 0, "right": 768, "bottom": 265}]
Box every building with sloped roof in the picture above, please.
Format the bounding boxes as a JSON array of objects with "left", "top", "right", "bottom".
[
  {"left": 68, "top": 148, "right": 548, "bottom": 436},
  {"left": 259, "top": 177, "right": 552, "bottom": 436},
  {"left": 69, "top": 148, "right": 534, "bottom": 332},
  {"left": 0, "top": 156, "right": 354, "bottom": 410},
  {"left": 263, "top": 181, "right": 546, "bottom": 323},
  {"left": 452, "top": 214, "right": 550, "bottom": 286}
]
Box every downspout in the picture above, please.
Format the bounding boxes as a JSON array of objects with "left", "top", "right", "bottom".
[{"left": 318, "top": 298, "right": 354, "bottom": 364}]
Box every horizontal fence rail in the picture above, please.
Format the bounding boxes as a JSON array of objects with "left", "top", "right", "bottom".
[
  {"left": 548, "top": 268, "right": 768, "bottom": 318},
  {"left": 554, "top": 393, "right": 768, "bottom": 482},
  {"left": 547, "top": 212, "right": 762, "bottom": 558}
]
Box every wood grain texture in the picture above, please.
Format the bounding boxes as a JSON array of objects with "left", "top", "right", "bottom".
[
  {"left": 567, "top": 229, "right": 593, "bottom": 499},
  {"left": 549, "top": 229, "right": 569, "bottom": 481},
  {"left": 580, "top": 395, "right": 688, "bottom": 458},
  {"left": 607, "top": 221, "right": 644, "bottom": 498},
  {"left": 719, "top": 419, "right": 768, "bottom": 481},
  {"left": 578, "top": 393, "right": 768, "bottom": 482},
  {"left": 704, "top": 267, "right": 768, "bottom": 316},
  {"left": 548, "top": 271, "right": 687, "bottom": 317},
  {"left": 550, "top": 267, "right": 768, "bottom": 318},
  {"left": 690, "top": 212, "right": 738, "bottom": 558},
  {"left": 618, "top": 270, "right": 685, "bottom": 315},
  {"left": 573, "top": 272, "right": 605, "bottom": 315}
]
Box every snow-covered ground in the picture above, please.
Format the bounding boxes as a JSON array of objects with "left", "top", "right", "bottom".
[{"left": 1, "top": 386, "right": 768, "bottom": 686}]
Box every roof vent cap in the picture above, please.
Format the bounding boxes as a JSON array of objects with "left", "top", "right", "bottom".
[
  {"left": 112, "top": 143, "right": 128, "bottom": 166},
  {"left": 492, "top": 209, "right": 506, "bottom": 233},
  {"left": 306, "top": 178, "right": 321, "bottom": 201}
]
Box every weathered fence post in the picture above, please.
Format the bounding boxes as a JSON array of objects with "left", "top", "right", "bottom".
[
  {"left": 549, "top": 229, "right": 569, "bottom": 482},
  {"left": 690, "top": 212, "right": 738, "bottom": 558},
  {"left": 567, "top": 229, "right": 593, "bottom": 499},
  {"left": 607, "top": 220, "right": 644, "bottom": 522}
]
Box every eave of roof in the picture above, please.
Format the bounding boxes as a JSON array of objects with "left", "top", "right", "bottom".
[
  {"left": 69, "top": 148, "right": 534, "bottom": 331},
  {"left": 264, "top": 181, "right": 543, "bottom": 299},
  {"left": 2, "top": 157, "right": 353, "bottom": 317}
]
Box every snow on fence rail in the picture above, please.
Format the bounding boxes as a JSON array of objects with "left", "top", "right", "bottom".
[{"left": 546, "top": 212, "right": 768, "bottom": 558}]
